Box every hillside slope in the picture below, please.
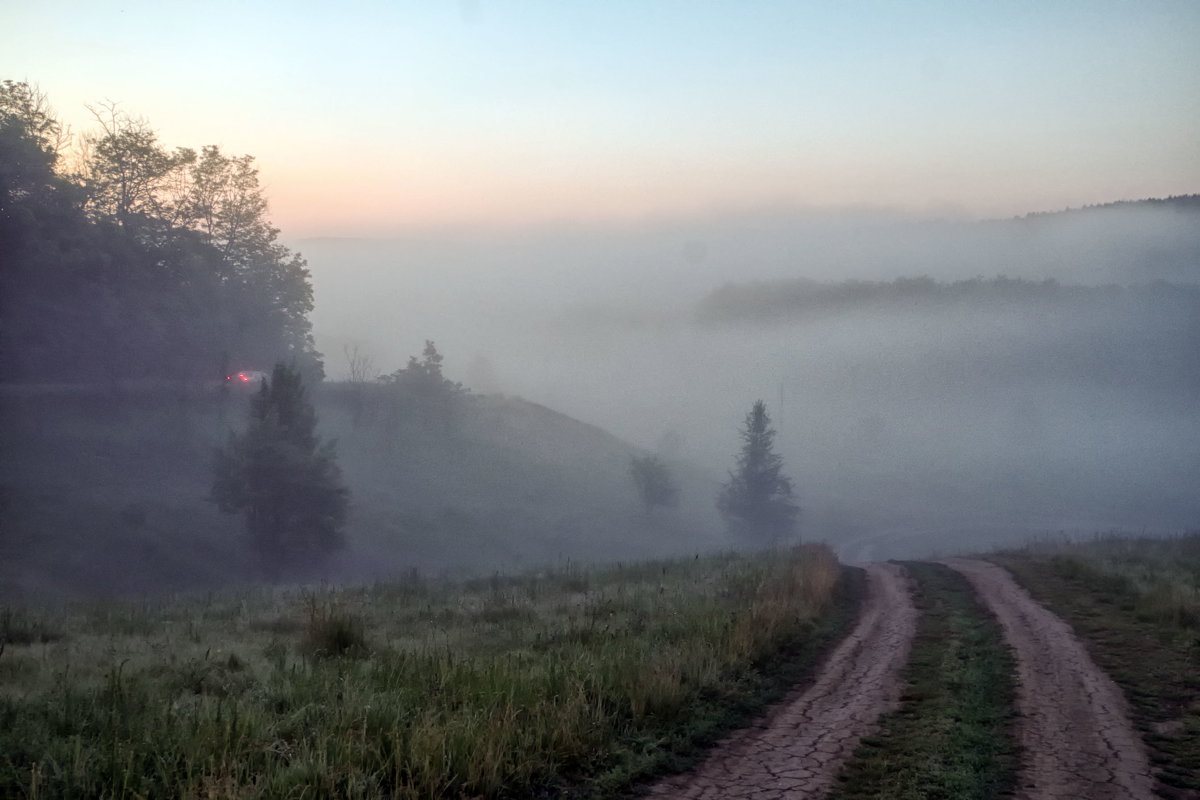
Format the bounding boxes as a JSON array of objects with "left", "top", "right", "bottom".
[{"left": 0, "top": 384, "right": 725, "bottom": 598}]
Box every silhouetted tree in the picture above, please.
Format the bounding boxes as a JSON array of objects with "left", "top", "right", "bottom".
[
  {"left": 343, "top": 343, "right": 375, "bottom": 428},
  {"left": 379, "top": 340, "right": 463, "bottom": 431},
  {"left": 212, "top": 363, "right": 348, "bottom": 575},
  {"left": 382, "top": 340, "right": 452, "bottom": 388},
  {"left": 0, "top": 81, "right": 110, "bottom": 381},
  {"left": 175, "top": 144, "right": 320, "bottom": 377},
  {"left": 82, "top": 100, "right": 194, "bottom": 233},
  {"left": 344, "top": 343, "right": 375, "bottom": 385},
  {"left": 0, "top": 81, "right": 323, "bottom": 382},
  {"left": 717, "top": 400, "right": 798, "bottom": 544},
  {"left": 630, "top": 454, "right": 680, "bottom": 512}
]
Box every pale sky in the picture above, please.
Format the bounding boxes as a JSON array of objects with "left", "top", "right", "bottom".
[{"left": 5, "top": 1, "right": 1199, "bottom": 235}]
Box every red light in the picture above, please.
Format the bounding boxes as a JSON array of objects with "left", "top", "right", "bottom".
[{"left": 240, "top": 374, "right": 250, "bottom": 382}]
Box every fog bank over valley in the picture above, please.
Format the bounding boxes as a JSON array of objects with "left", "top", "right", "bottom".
[
  {"left": 303, "top": 198, "right": 1200, "bottom": 560},
  {"left": 7, "top": 0, "right": 1200, "bottom": 599},
  {"left": 4, "top": 189, "right": 1198, "bottom": 597}
]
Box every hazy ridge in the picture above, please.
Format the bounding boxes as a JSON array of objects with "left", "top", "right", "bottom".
[
  {"left": 292, "top": 196, "right": 1200, "bottom": 562},
  {"left": 0, "top": 385, "right": 723, "bottom": 598},
  {"left": 3, "top": 195, "right": 1198, "bottom": 595}
]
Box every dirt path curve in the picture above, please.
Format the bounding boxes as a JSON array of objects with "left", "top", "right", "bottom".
[
  {"left": 645, "top": 562, "right": 917, "bottom": 799},
  {"left": 944, "top": 558, "right": 1155, "bottom": 800}
]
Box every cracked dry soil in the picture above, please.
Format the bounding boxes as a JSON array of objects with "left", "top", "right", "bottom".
[
  {"left": 644, "top": 563, "right": 918, "bottom": 800},
  {"left": 946, "top": 558, "right": 1156, "bottom": 800}
]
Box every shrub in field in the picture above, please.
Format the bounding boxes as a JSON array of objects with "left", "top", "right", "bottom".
[
  {"left": 0, "top": 607, "right": 60, "bottom": 647},
  {"left": 630, "top": 454, "right": 680, "bottom": 511},
  {"left": 302, "top": 596, "right": 369, "bottom": 658}
]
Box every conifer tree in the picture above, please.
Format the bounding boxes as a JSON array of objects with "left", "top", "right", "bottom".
[
  {"left": 717, "top": 400, "right": 799, "bottom": 544},
  {"left": 212, "top": 363, "right": 348, "bottom": 574}
]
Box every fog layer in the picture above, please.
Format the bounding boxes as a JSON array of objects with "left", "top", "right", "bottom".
[{"left": 301, "top": 200, "right": 1200, "bottom": 558}]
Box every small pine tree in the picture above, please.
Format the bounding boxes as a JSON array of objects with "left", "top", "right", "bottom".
[
  {"left": 212, "top": 363, "right": 349, "bottom": 575},
  {"left": 630, "top": 454, "right": 680, "bottom": 512},
  {"left": 717, "top": 400, "right": 799, "bottom": 544}
]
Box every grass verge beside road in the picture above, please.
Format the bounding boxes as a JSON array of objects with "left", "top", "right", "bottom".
[
  {"left": 0, "top": 544, "right": 860, "bottom": 799},
  {"left": 828, "top": 561, "right": 1019, "bottom": 800},
  {"left": 993, "top": 534, "right": 1200, "bottom": 796}
]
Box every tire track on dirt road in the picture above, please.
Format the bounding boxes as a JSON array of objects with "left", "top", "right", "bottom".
[
  {"left": 945, "top": 558, "right": 1156, "bottom": 800},
  {"left": 645, "top": 562, "right": 918, "bottom": 799}
]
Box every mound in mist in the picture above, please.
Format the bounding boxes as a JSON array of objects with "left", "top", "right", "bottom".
[{"left": 0, "top": 384, "right": 725, "bottom": 598}]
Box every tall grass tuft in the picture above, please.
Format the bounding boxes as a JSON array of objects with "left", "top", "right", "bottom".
[
  {"left": 302, "top": 594, "right": 370, "bottom": 659},
  {"left": 0, "top": 607, "right": 61, "bottom": 647}
]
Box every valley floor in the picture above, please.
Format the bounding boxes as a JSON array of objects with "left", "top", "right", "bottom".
[{"left": 2, "top": 534, "right": 1198, "bottom": 798}]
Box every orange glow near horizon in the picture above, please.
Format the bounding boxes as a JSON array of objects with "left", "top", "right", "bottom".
[
  {"left": 263, "top": 149, "right": 950, "bottom": 236},
  {"left": 8, "top": 2, "right": 1198, "bottom": 240},
  {"left": 263, "top": 147, "right": 1199, "bottom": 238}
]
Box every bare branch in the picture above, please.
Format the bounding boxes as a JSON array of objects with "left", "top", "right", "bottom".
[{"left": 344, "top": 344, "right": 375, "bottom": 383}]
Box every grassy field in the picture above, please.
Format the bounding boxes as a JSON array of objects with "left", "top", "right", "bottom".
[
  {"left": 828, "top": 561, "right": 1019, "bottom": 800},
  {"left": 0, "top": 544, "right": 859, "bottom": 799},
  {"left": 993, "top": 532, "right": 1200, "bottom": 795}
]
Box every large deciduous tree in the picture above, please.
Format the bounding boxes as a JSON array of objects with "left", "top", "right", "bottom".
[
  {"left": 211, "top": 363, "right": 348, "bottom": 575},
  {"left": 177, "top": 145, "right": 320, "bottom": 377},
  {"left": 717, "top": 400, "right": 799, "bottom": 545},
  {"left": 0, "top": 81, "right": 112, "bottom": 381},
  {"left": 82, "top": 101, "right": 194, "bottom": 232},
  {"left": 0, "top": 80, "right": 323, "bottom": 382},
  {"left": 0, "top": 80, "right": 66, "bottom": 191}
]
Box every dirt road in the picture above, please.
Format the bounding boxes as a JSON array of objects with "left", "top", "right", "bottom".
[
  {"left": 945, "top": 558, "right": 1155, "bottom": 800},
  {"left": 645, "top": 562, "right": 918, "bottom": 799}
]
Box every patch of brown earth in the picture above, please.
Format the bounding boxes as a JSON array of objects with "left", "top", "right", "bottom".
[
  {"left": 945, "top": 558, "right": 1156, "bottom": 800},
  {"left": 644, "top": 562, "right": 918, "bottom": 799}
]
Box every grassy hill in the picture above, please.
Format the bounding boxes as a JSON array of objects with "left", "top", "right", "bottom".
[{"left": 0, "top": 382, "right": 726, "bottom": 599}]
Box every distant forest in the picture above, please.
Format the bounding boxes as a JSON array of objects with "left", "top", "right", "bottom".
[
  {"left": 0, "top": 80, "right": 321, "bottom": 383},
  {"left": 1013, "top": 193, "right": 1200, "bottom": 219},
  {"left": 697, "top": 274, "right": 1200, "bottom": 326},
  {"left": 697, "top": 194, "right": 1200, "bottom": 327}
]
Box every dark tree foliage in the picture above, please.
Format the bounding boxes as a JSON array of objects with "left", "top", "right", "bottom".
[
  {"left": 380, "top": 340, "right": 457, "bottom": 390},
  {"left": 717, "top": 400, "right": 799, "bottom": 544},
  {"left": 698, "top": 273, "right": 1200, "bottom": 327},
  {"left": 0, "top": 80, "right": 321, "bottom": 383},
  {"left": 212, "top": 364, "right": 348, "bottom": 574},
  {"left": 630, "top": 454, "right": 680, "bottom": 511},
  {"left": 378, "top": 340, "right": 463, "bottom": 428}
]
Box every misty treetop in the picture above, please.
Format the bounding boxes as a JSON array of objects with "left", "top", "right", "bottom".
[
  {"left": 718, "top": 401, "right": 798, "bottom": 545},
  {"left": 378, "top": 340, "right": 461, "bottom": 394},
  {"left": 0, "top": 80, "right": 321, "bottom": 383},
  {"left": 372, "top": 340, "right": 465, "bottom": 429},
  {"left": 697, "top": 274, "right": 1200, "bottom": 327},
  {"left": 630, "top": 453, "right": 680, "bottom": 512},
  {"left": 1015, "top": 193, "right": 1200, "bottom": 218}
]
